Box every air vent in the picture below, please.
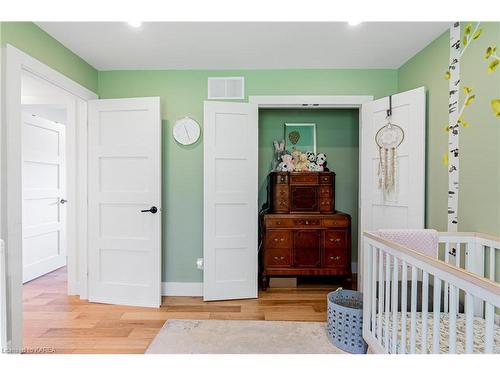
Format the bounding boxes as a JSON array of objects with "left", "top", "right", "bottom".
[{"left": 208, "top": 77, "right": 245, "bottom": 100}]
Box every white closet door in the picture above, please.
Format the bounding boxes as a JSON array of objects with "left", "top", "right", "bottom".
[
  {"left": 88, "top": 97, "right": 161, "bottom": 307},
  {"left": 203, "top": 101, "right": 258, "bottom": 301},
  {"left": 22, "top": 114, "right": 67, "bottom": 283},
  {"left": 359, "top": 87, "right": 426, "bottom": 286}
]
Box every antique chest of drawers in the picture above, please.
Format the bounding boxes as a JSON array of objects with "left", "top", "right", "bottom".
[
  {"left": 260, "top": 212, "right": 351, "bottom": 290},
  {"left": 270, "top": 171, "right": 335, "bottom": 214}
]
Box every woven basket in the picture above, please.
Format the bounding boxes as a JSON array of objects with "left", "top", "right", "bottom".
[{"left": 327, "top": 288, "right": 368, "bottom": 354}]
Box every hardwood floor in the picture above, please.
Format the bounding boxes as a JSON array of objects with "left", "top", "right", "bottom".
[{"left": 23, "top": 267, "right": 354, "bottom": 354}]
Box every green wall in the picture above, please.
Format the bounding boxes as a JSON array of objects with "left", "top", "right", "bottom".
[
  {"left": 0, "top": 22, "right": 98, "bottom": 92},
  {"left": 98, "top": 69, "right": 397, "bottom": 282},
  {"left": 398, "top": 22, "right": 500, "bottom": 236},
  {"left": 258, "top": 108, "right": 360, "bottom": 260}
]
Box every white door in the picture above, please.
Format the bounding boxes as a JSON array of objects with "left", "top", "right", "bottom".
[
  {"left": 203, "top": 101, "right": 258, "bottom": 301},
  {"left": 359, "top": 87, "right": 426, "bottom": 286},
  {"left": 22, "top": 114, "right": 67, "bottom": 283},
  {"left": 88, "top": 97, "right": 161, "bottom": 307}
]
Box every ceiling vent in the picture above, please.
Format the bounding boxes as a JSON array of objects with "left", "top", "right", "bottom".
[{"left": 208, "top": 77, "right": 245, "bottom": 100}]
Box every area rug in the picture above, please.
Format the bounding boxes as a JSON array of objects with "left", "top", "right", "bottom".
[{"left": 146, "top": 319, "right": 346, "bottom": 354}]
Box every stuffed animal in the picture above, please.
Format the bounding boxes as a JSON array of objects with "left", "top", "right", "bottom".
[
  {"left": 291, "top": 150, "right": 302, "bottom": 166},
  {"left": 294, "top": 152, "right": 310, "bottom": 172},
  {"left": 272, "top": 140, "right": 286, "bottom": 171},
  {"left": 306, "top": 151, "right": 316, "bottom": 163},
  {"left": 316, "top": 153, "right": 329, "bottom": 171},
  {"left": 277, "top": 153, "right": 295, "bottom": 172},
  {"left": 308, "top": 162, "right": 322, "bottom": 172}
]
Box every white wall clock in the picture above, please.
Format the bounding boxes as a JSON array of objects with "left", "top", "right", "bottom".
[{"left": 173, "top": 117, "right": 201, "bottom": 145}]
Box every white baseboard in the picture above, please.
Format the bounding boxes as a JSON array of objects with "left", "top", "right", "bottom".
[{"left": 162, "top": 282, "right": 203, "bottom": 296}]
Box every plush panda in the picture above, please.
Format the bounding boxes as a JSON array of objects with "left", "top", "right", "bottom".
[
  {"left": 308, "top": 162, "right": 322, "bottom": 172},
  {"left": 316, "top": 153, "right": 329, "bottom": 171},
  {"left": 306, "top": 151, "right": 316, "bottom": 163}
]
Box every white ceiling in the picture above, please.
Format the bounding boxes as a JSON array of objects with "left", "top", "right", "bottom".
[{"left": 36, "top": 22, "right": 451, "bottom": 70}]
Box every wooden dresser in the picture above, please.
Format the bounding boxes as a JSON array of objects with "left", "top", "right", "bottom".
[{"left": 261, "top": 172, "right": 351, "bottom": 289}]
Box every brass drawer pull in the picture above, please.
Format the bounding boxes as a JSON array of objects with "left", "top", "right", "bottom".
[
  {"left": 329, "top": 238, "right": 341, "bottom": 243},
  {"left": 329, "top": 256, "right": 341, "bottom": 260},
  {"left": 273, "top": 256, "right": 285, "bottom": 260},
  {"left": 274, "top": 237, "right": 285, "bottom": 242}
]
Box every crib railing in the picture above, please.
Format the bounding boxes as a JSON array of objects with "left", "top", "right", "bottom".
[{"left": 362, "top": 231, "right": 500, "bottom": 354}]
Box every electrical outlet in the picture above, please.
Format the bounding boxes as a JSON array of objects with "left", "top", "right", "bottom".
[{"left": 196, "top": 258, "right": 204, "bottom": 270}]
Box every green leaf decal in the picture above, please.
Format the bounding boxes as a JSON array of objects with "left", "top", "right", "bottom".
[
  {"left": 485, "top": 46, "right": 496, "bottom": 59},
  {"left": 492, "top": 99, "right": 500, "bottom": 117},
  {"left": 463, "top": 36, "right": 468, "bottom": 46},
  {"left": 465, "top": 24, "right": 472, "bottom": 35},
  {"left": 444, "top": 71, "right": 451, "bottom": 80},
  {"left": 465, "top": 95, "right": 476, "bottom": 106},
  {"left": 488, "top": 59, "right": 499, "bottom": 73},
  {"left": 472, "top": 29, "right": 482, "bottom": 39},
  {"left": 463, "top": 86, "right": 473, "bottom": 95}
]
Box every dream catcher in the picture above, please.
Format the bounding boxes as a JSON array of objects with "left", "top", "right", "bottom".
[{"left": 375, "top": 96, "right": 405, "bottom": 194}]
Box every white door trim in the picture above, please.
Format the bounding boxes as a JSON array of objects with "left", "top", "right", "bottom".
[
  {"left": 1, "top": 44, "right": 97, "bottom": 352},
  {"left": 249, "top": 95, "right": 373, "bottom": 290}
]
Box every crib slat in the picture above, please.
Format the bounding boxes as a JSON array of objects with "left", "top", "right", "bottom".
[
  {"left": 371, "top": 245, "right": 377, "bottom": 337},
  {"left": 421, "top": 271, "right": 429, "bottom": 354},
  {"left": 465, "top": 293, "right": 474, "bottom": 354},
  {"left": 484, "top": 302, "right": 494, "bottom": 354},
  {"left": 489, "top": 247, "right": 495, "bottom": 281},
  {"left": 449, "top": 285, "right": 457, "bottom": 354},
  {"left": 432, "top": 276, "right": 442, "bottom": 354},
  {"left": 400, "top": 261, "right": 408, "bottom": 354},
  {"left": 444, "top": 243, "right": 450, "bottom": 313},
  {"left": 377, "top": 248, "right": 384, "bottom": 343},
  {"left": 384, "top": 253, "right": 391, "bottom": 353},
  {"left": 391, "top": 257, "right": 399, "bottom": 354},
  {"left": 409, "top": 266, "right": 417, "bottom": 354},
  {"left": 455, "top": 245, "right": 461, "bottom": 313}
]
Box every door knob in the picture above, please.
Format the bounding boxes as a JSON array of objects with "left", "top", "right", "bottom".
[
  {"left": 141, "top": 206, "right": 158, "bottom": 214},
  {"left": 60, "top": 199, "right": 67, "bottom": 204}
]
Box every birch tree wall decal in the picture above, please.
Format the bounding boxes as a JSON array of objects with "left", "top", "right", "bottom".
[{"left": 443, "top": 22, "right": 481, "bottom": 232}]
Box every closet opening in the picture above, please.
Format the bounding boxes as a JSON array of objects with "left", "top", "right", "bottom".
[{"left": 258, "top": 107, "right": 360, "bottom": 289}]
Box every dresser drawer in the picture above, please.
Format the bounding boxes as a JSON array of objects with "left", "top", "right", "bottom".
[
  {"left": 322, "top": 218, "right": 349, "bottom": 228},
  {"left": 275, "top": 185, "right": 289, "bottom": 198},
  {"left": 265, "top": 217, "right": 294, "bottom": 228},
  {"left": 272, "top": 196, "right": 290, "bottom": 212},
  {"left": 264, "top": 248, "right": 291, "bottom": 268},
  {"left": 319, "top": 198, "right": 332, "bottom": 212},
  {"left": 324, "top": 230, "right": 347, "bottom": 248},
  {"left": 319, "top": 186, "right": 332, "bottom": 196},
  {"left": 274, "top": 173, "right": 289, "bottom": 184},
  {"left": 265, "top": 230, "right": 291, "bottom": 249},
  {"left": 323, "top": 249, "right": 349, "bottom": 268},
  {"left": 293, "top": 218, "right": 321, "bottom": 227},
  {"left": 290, "top": 173, "right": 318, "bottom": 185},
  {"left": 319, "top": 173, "right": 333, "bottom": 185}
]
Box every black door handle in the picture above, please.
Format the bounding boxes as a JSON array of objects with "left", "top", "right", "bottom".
[{"left": 141, "top": 206, "right": 158, "bottom": 214}]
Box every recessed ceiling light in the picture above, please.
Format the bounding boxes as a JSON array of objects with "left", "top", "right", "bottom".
[
  {"left": 128, "top": 21, "right": 142, "bottom": 28},
  {"left": 348, "top": 21, "right": 362, "bottom": 26}
]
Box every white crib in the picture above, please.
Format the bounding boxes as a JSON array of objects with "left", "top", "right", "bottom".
[{"left": 362, "top": 231, "right": 500, "bottom": 354}]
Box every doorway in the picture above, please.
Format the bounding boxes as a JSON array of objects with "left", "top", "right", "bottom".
[
  {"left": 258, "top": 107, "right": 360, "bottom": 283},
  {"left": 21, "top": 72, "right": 73, "bottom": 284}
]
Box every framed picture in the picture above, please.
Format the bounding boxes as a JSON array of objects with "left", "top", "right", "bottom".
[{"left": 284, "top": 123, "right": 316, "bottom": 154}]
